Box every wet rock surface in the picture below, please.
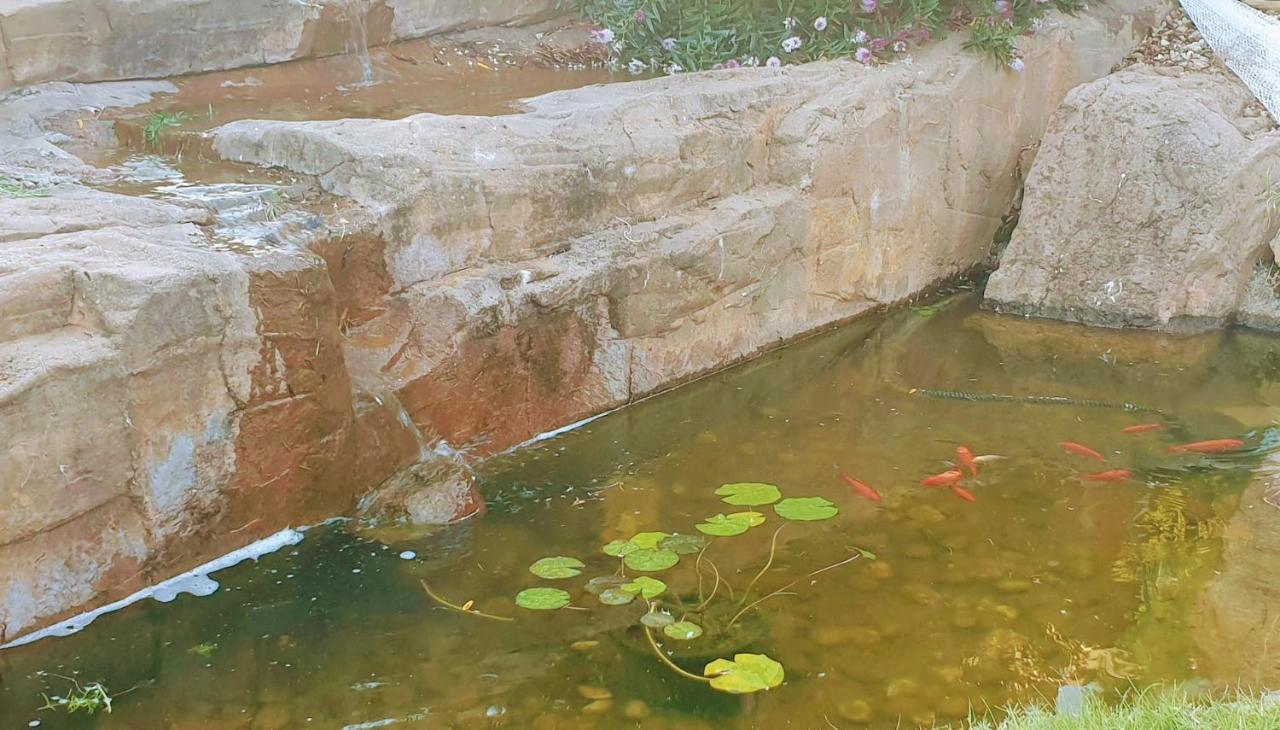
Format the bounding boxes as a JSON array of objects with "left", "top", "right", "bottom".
[{"left": 985, "top": 68, "right": 1280, "bottom": 330}]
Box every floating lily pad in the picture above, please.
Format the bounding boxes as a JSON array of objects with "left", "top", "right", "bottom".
[
  {"left": 663, "top": 621, "right": 704, "bottom": 641},
  {"left": 624, "top": 548, "right": 679, "bottom": 572},
  {"left": 584, "top": 575, "right": 628, "bottom": 595},
  {"left": 603, "top": 539, "right": 638, "bottom": 558},
  {"left": 515, "top": 587, "right": 571, "bottom": 611},
  {"left": 727, "top": 511, "right": 766, "bottom": 527},
  {"left": 715, "top": 482, "right": 782, "bottom": 506},
  {"left": 660, "top": 533, "right": 707, "bottom": 555},
  {"left": 774, "top": 496, "right": 839, "bottom": 522},
  {"left": 529, "top": 556, "right": 585, "bottom": 580},
  {"left": 640, "top": 611, "right": 675, "bottom": 628},
  {"left": 703, "top": 653, "right": 785, "bottom": 694},
  {"left": 696, "top": 514, "right": 751, "bottom": 537},
  {"left": 629, "top": 532, "right": 671, "bottom": 550},
  {"left": 598, "top": 588, "right": 637, "bottom": 606},
  {"left": 621, "top": 576, "right": 667, "bottom": 600}
]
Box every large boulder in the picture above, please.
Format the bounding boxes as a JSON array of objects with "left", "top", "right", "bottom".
[{"left": 985, "top": 69, "right": 1280, "bottom": 330}]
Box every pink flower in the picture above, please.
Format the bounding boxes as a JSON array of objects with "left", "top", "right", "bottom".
[
  {"left": 994, "top": 0, "right": 1014, "bottom": 20},
  {"left": 766, "top": 56, "right": 782, "bottom": 68},
  {"left": 869, "top": 37, "right": 890, "bottom": 51},
  {"left": 861, "top": 0, "right": 877, "bottom": 12},
  {"left": 634, "top": 8, "right": 646, "bottom": 22},
  {"left": 726, "top": 59, "right": 742, "bottom": 69},
  {"left": 855, "top": 47, "right": 873, "bottom": 63},
  {"left": 590, "top": 28, "right": 615, "bottom": 44}
]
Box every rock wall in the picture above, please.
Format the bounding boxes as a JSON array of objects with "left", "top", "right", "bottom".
[
  {"left": 984, "top": 69, "right": 1280, "bottom": 330},
  {"left": 214, "top": 0, "right": 1167, "bottom": 458},
  {"left": 1, "top": 0, "right": 1166, "bottom": 643},
  {"left": 0, "top": 0, "right": 558, "bottom": 92}
]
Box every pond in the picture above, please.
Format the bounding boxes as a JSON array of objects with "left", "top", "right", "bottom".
[{"left": 3, "top": 287, "right": 1278, "bottom": 728}]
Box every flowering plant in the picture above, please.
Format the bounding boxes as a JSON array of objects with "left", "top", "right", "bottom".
[{"left": 565, "top": 0, "right": 1086, "bottom": 73}]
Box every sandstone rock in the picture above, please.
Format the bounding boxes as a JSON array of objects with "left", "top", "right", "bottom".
[
  {"left": 0, "top": 0, "right": 558, "bottom": 91},
  {"left": 985, "top": 70, "right": 1280, "bottom": 330},
  {"left": 355, "top": 455, "right": 485, "bottom": 528}
]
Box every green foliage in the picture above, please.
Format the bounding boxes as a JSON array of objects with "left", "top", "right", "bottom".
[
  {"left": 515, "top": 587, "right": 572, "bottom": 610},
  {"left": 624, "top": 547, "right": 680, "bottom": 572},
  {"left": 696, "top": 513, "right": 754, "bottom": 536},
  {"left": 702, "top": 653, "right": 785, "bottom": 693},
  {"left": 564, "top": 0, "right": 1089, "bottom": 72},
  {"left": 0, "top": 178, "right": 52, "bottom": 198},
  {"left": 663, "top": 620, "right": 704, "bottom": 640},
  {"left": 529, "top": 556, "right": 586, "bottom": 579},
  {"left": 622, "top": 576, "right": 668, "bottom": 599},
  {"left": 143, "top": 111, "right": 187, "bottom": 147},
  {"left": 774, "top": 496, "right": 839, "bottom": 521},
  {"left": 660, "top": 533, "right": 708, "bottom": 554},
  {"left": 39, "top": 677, "right": 113, "bottom": 715},
  {"left": 715, "top": 482, "right": 782, "bottom": 506}
]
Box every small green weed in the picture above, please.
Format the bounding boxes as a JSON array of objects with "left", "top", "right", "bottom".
[
  {"left": 38, "top": 675, "right": 113, "bottom": 715},
  {"left": 143, "top": 111, "right": 188, "bottom": 147},
  {"left": 0, "top": 178, "right": 52, "bottom": 198}
]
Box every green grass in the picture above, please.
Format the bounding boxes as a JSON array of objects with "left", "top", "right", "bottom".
[
  {"left": 966, "top": 687, "right": 1280, "bottom": 729},
  {"left": 0, "top": 178, "right": 51, "bottom": 198},
  {"left": 143, "top": 111, "right": 188, "bottom": 147}
]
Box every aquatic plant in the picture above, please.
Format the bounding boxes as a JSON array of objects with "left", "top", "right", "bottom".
[
  {"left": 143, "top": 111, "right": 188, "bottom": 147},
  {"left": 562, "top": 0, "right": 1088, "bottom": 72},
  {"left": 38, "top": 675, "right": 114, "bottom": 715},
  {"left": 493, "top": 480, "right": 863, "bottom": 694}
]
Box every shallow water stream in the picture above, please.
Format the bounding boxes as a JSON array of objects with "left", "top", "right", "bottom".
[{"left": 4, "top": 290, "right": 1279, "bottom": 728}]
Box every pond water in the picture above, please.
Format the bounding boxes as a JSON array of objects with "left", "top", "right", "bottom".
[{"left": 3, "top": 288, "right": 1279, "bottom": 728}]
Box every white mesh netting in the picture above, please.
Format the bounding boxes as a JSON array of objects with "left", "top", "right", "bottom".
[{"left": 1179, "top": 0, "right": 1280, "bottom": 120}]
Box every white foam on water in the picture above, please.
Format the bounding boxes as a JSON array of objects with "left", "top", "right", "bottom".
[
  {"left": 1, "top": 527, "right": 306, "bottom": 650},
  {"left": 507, "top": 409, "right": 616, "bottom": 452}
]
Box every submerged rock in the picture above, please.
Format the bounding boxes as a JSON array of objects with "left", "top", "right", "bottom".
[{"left": 986, "top": 69, "right": 1280, "bottom": 331}]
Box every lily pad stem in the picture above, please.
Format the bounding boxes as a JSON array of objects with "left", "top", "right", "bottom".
[
  {"left": 740, "top": 525, "right": 784, "bottom": 605},
  {"left": 420, "top": 580, "right": 515, "bottom": 622},
  {"left": 727, "top": 552, "right": 863, "bottom": 627},
  {"left": 644, "top": 627, "right": 711, "bottom": 684}
]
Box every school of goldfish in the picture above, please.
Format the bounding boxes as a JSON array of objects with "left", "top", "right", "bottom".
[{"left": 837, "top": 421, "right": 1247, "bottom": 505}]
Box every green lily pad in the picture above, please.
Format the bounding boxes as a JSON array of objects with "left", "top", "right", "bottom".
[
  {"left": 629, "top": 532, "right": 671, "bottom": 550},
  {"left": 624, "top": 548, "right": 679, "bottom": 572},
  {"left": 598, "top": 588, "right": 637, "bottom": 606},
  {"left": 727, "top": 511, "right": 766, "bottom": 527},
  {"left": 663, "top": 621, "right": 704, "bottom": 641},
  {"left": 640, "top": 611, "right": 675, "bottom": 628},
  {"left": 584, "top": 575, "right": 628, "bottom": 595},
  {"left": 529, "top": 556, "right": 585, "bottom": 580},
  {"left": 703, "top": 653, "right": 785, "bottom": 694},
  {"left": 515, "top": 587, "right": 571, "bottom": 611},
  {"left": 603, "top": 539, "right": 638, "bottom": 558},
  {"left": 715, "top": 482, "right": 782, "bottom": 506},
  {"left": 660, "top": 533, "right": 707, "bottom": 555},
  {"left": 696, "top": 514, "right": 751, "bottom": 537},
  {"left": 774, "top": 496, "right": 839, "bottom": 522},
  {"left": 621, "top": 576, "right": 667, "bottom": 600}
]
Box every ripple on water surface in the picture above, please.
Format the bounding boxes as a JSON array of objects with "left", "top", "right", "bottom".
[{"left": 3, "top": 292, "right": 1279, "bottom": 728}]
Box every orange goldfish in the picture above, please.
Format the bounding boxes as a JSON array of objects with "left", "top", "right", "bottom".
[
  {"left": 921, "top": 469, "right": 965, "bottom": 487},
  {"left": 1168, "top": 439, "right": 1246, "bottom": 454},
  {"left": 957, "top": 446, "right": 979, "bottom": 478},
  {"left": 950, "top": 485, "right": 977, "bottom": 502},
  {"left": 1122, "top": 423, "right": 1165, "bottom": 434},
  {"left": 1083, "top": 469, "right": 1132, "bottom": 482},
  {"left": 1060, "top": 441, "right": 1105, "bottom": 462},
  {"left": 839, "top": 471, "right": 883, "bottom": 503}
]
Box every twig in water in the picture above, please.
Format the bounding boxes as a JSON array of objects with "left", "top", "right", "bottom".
[
  {"left": 420, "top": 580, "right": 514, "bottom": 622},
  {"left": 644, "top": 627, "right": 711, "bottom": 684}
]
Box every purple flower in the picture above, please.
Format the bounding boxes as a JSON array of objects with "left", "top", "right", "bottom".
[
  {"left": 712, "top": 63, "right": 724, "bottom": 70},
  {"left": 814, "top": 16, "right": 829, "bottom": 31},
  {"left": 726, "top": 59, "right": 742, "bottom": 68},
  {"left": 634, "top": 8, "right": 646, "bottom": 22},
  {"left": 855, "top": 47, "right": 873, "bottom": 63},
  {"left": 861, "top": 0, "right": 878, "bottom": 12},
  {"left": 854, "top": 29, "right": 869, "bottom": 43},
  {"left": 1009, "top": 57, "right": 1025, "bottom": 72},
  {"left": 766, "top": 56, "right": 782, "bottom": 68},
  {"left": 782, "top": 36, "right": 803, "bottom": 53},
  {"left": 661, "top": 37, "right": 677, "bottom": 51},
  {"left": 994, "top": 0, "right": 1014, "bottom": 20},
  {"left": 590, "top": 28, "right": 615, "bottom": 44}
]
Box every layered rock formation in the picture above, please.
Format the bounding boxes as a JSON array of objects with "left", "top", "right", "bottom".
[
  {"left": 985, "top": 64, "right": 1280, "bottom": 330},
  {"left": 0, "top": 0, "right": 1166, "bottom": 642}
]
